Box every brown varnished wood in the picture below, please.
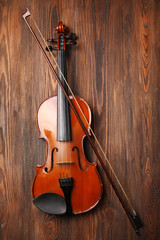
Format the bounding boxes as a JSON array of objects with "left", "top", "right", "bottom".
[
  {"left": 55, "top": 21, "right": 67, "bottom": 50},
  {"left": 32, "top": 95, "right": 102, "bottom": 213}
]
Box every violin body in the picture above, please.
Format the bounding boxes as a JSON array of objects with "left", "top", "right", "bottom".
[
  {"left": 32, "top": 95, "right": 102, "bottom": 214},
  {"left": 31, "top": 21, "right": 103, "bottom": 215}
]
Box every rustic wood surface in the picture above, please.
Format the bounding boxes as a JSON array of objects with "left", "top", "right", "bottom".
[{"left": 0, "top": 0, "right": 160, "bottom": 239}]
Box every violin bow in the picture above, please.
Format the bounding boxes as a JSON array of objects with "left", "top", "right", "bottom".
[{"left": 22, "top": 8, "right": 143, "bottom": 235}]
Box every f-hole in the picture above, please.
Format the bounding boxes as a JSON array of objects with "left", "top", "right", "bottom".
[
  {"left": 72, "top": 147, "right": 88, "bottom": 171},
  {"left": 45, "top": 147, "right": 58, "bottom": 173}
]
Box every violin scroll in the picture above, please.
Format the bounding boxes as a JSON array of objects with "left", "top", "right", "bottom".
[
  {"left": 55, "top": 21, "right": 68, "bottom": 33},
  {"left": 46, "top": 21, "right": 77, "bottom": 51}
]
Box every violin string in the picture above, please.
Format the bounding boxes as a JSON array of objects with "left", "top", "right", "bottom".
[
  {"left": 65, "top": 142, "right": 68, "bottom": 178},
  {"left": 69, "top": 142, "right": 71, "bottom": 178},
  {"left": 65, "top": 143, "right": 67, "bottom": 177},
  {"left": 58, "top": 148, "right": 61, "bottom": 178},
  {"left": 62, "top": 144, "right": 64, "bottom": 178},
  {"left": 31, "top": 15, "right": 136, "bottom": 215}
]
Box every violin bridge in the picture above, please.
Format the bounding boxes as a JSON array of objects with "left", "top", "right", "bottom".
[{"left": 56, "top": 161, "right": 74, "bottom": 164}]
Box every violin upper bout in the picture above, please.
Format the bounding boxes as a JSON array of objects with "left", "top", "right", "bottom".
[
  {"left": 37, "top": 96, "right": 57, "bottom": 140},
  {"left": 70, "top": 96, "right": 92, "bottom": 137}
]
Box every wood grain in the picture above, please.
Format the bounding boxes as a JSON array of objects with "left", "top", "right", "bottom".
[{"left": 0, "top": 0, "right": 160, "bottom": 239}]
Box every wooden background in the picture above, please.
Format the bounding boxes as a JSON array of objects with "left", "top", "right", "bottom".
[{"left": 0, "top": 0, "right": 160, "bottom": 239}]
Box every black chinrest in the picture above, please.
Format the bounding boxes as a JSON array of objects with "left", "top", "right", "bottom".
[{"left": 33, "top": 192, "right": 66, "bottom": 215}]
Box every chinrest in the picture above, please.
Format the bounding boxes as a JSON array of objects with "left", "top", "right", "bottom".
[{"left": 33, "top": 192, "right": 66, "bottom": 215}]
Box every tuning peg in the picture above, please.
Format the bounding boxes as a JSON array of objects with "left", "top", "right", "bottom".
[
  {"left": 65, "top": 33, "right": 77, "bottom": 41},
  {"left": 70, "top": 40, "right": 77, "bottom": 45},
  {"left": 47, "top": 39, "right": 58, "bottom": 43},
  {"left": 70, "top": 33, "right": 77, "bottom": 40},
  {"left": 66, "top": 40, "right": 77, "bottom": 46},
  {"left": 46, "top": 46, "right": 58, "bottom": 51}
]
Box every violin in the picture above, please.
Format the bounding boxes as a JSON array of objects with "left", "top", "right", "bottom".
[
  {"left": 23, "top": 8, "right": 143, "bottom": 234},
  {"left": 32, "top": 21, "right": 103, "bottom": 215}
]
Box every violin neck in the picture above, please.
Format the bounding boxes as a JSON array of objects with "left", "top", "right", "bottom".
[{"left": 57, "top": 35, "right": 71, "bottom": 141}]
